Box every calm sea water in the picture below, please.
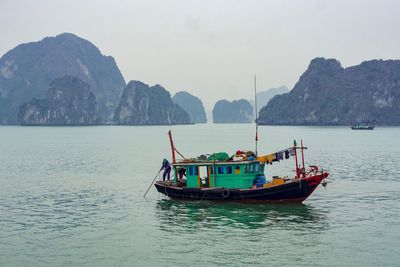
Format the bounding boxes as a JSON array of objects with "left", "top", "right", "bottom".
[{"left": 0, "top": 124, "right": 399, "bottom": 267}]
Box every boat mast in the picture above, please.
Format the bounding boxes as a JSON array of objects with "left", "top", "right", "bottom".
[
  {"left": 294, "top": 140, "right": 300, "bottom": 178},
  {"left": 254, "top": 75, "right": 258, "bottom": 156},
  {"left": 300, "top": 139, "right": 305, "bottom": 177},
  {"left": 168, "top": 130, "right": 176, "bottom": 163}
]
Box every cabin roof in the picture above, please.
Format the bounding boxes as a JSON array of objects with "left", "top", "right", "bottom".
[{"left": 171, "top": 160, "right": 261, "bottom": 166}]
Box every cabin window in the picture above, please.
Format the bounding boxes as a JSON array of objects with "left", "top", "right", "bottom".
[
  {"left": 254, "top": 163, "right": 260, "bottom": 173},
  {"left": 188, "top": 166, "right": 198, "bottom": 176},
  {"left": 189, "top": 166, "right": 193, "bottom": 176},
  {"left": 249, "top": 164, "right": 254, "bottom": 173},
  {"left": 235, "top": 166, "right": 241, "bottom": 175},
  {"left": 210, "top": 166, "right": 215, "bottom": 174},
  {"left": 226, "top": 166, "right": 232, "bottom": 174},
  {"left": 218, "top": 166, "right": 224, "bottom": 174}
]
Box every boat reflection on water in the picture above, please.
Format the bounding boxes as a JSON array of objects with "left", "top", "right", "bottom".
[{"left": 155, "top": 199, "right": 329, "bottom": 232}]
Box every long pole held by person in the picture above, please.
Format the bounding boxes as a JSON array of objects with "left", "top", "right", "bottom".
[{"left": 143, "top": 169, "right": 161, "bottom": 198}]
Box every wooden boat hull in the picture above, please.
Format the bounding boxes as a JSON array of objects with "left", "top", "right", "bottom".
[{"left": 154, "top": 172, "right": 328, "bottom": 203}]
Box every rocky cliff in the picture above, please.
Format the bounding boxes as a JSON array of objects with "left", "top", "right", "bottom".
[
  {"left": 172, "top": 91, "right": 207, "bottom": 123},
  {"left": 256, "top": 86, "right": 289, "bottom": 113},
  {"left": 213, "top": 99, "right": 253, "bottom": 123},
  {"left": 114, "top": 81, "right": 191, "bottom": 125},
  {"left": 0, "top": 32, "right": 125, "bottom": 124},
  {"left": 258, "top": 58, "right": 400, "bottom": 125},
  {"left": 18, "top": 75, "right": 96, "bottom": 125}
]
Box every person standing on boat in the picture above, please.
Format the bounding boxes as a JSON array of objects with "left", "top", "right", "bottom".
[
  {"left": 160, "top": 159, "right": 171, "bottom": 181},
  {"left": 177, "top": 167, "right": 186, "bottom": 179}
]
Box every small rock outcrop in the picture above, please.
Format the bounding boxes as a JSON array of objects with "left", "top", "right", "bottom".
[
  {"left": 212, "top": 99, "right": 254, "bottom": 123},
  {"left": 172, "top": 91, "right": 207, "bottom": 123},
  {"left": 18, "top": 75, "right": 96, "bottom": 125},
  {"left": 258, "top": 57, "right": 400, "bottom": 125},
  {"left": 114, "top": 81, "right": 191, "bottom": 125}
]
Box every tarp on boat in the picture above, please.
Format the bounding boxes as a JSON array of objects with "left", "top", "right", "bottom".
[{"left": 208, "top": 152, "right": 230, "bottom": 161}]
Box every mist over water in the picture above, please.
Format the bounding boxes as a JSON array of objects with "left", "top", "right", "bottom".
[{"left": 1, "top": 125, "right": 399, "bottom": 266}]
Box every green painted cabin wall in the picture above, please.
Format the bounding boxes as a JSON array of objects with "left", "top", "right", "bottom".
[
  {"left": 187, "top": 176, "right": 199, "bottom": 188},
  {"left": 212, "top": 164, "right": 264, "bottom": 189},
  {"left": 208, "top": 167, "right": 215, "bottom": 187},
  {"left": 178, "top": 163, "right": 265, "bottom": 189},
  {"left": 186, "top": 166, "right": 199, "bottom": 188}
]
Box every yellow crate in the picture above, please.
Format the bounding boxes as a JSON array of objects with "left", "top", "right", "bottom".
[{"left": 263, "top": 178, "right": 285, "bottom": 188}]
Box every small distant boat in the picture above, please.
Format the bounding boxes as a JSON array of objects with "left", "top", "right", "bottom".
[{"left": 351, "top": 125, "right": 375, "bottom": 130}]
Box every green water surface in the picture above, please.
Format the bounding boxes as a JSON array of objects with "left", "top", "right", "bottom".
[{"left": 0, "top": 124, "right": 399, "bottom": 266}]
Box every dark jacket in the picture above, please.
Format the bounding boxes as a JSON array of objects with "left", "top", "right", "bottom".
[{"left": 161, "top": 159, "right": 171, "bottom": 170}]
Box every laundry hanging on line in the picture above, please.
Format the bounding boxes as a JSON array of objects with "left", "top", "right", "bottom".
[{"left": 257, "top": 147, "right": 295, "bottom": 164}]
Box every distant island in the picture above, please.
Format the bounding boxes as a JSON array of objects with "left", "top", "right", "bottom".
[
  {"left": 258, "top": 57, "right": 400, "bottom": 126},
  {"left": 0, "top": 33, "right": 197, "bottom": 126},
  {"left": 213, "top": 99, "right": 253, "bottom": 123},
  {"left": 255, "top": 86, "right": 289, "bottom": 113},
  {"left": 172, "top": 91, "right": 207, "bottom": 123},
  {"left": 2, "top": 33, "right": 400, "bottom": 126},
  {"left": 19, "top": 75, "right": 97, "bottom": 125},
  {"left": 249, "top": 86, "right": 289, "bottom": 117},
  {"left": 0, "top": 32, "right": 125, "bottom": 124},
  {"left": 114, "top": 81, "right": 191, "bottom": 125}
]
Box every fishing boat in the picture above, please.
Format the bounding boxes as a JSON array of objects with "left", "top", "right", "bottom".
[
  {"left": 351, "top": 124, "right": 375, "bottom": 130},
  {"left": 153, "top": 131, "right": 329, "bottom": 203},
  {"left": 151, "top": 77, "right": 328, "bottom": 203}
]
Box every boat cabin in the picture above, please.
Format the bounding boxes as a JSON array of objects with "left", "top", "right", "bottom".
[{"left": 172, "top": 161, "right": 265, "bottom": 189}]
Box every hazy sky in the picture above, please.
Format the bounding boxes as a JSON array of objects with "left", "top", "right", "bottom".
[{"left": 1, "top": 0, "right": 400, "bottom": 109}]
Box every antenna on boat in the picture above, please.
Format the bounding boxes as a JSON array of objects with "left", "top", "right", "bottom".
[{"left": 254, "top": 75, "right": 258, "bottom": 156}]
